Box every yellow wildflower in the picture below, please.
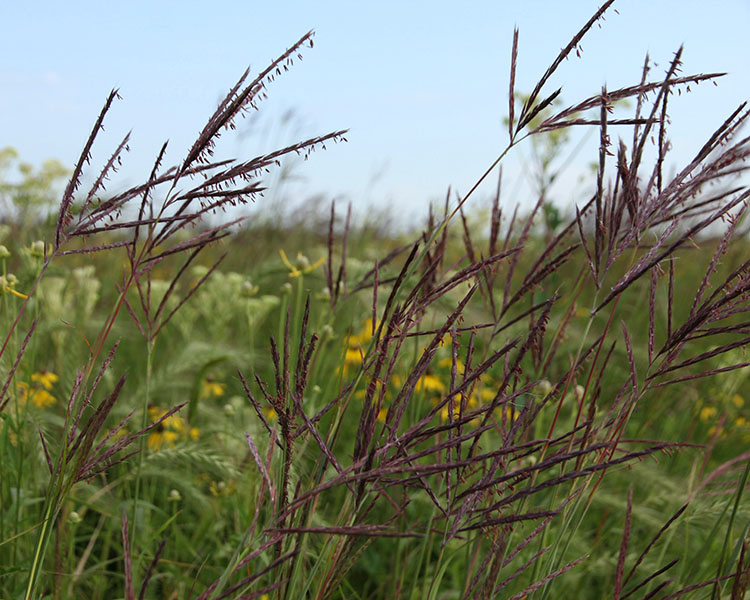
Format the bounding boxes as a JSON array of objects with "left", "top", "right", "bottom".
[
  {"left": 280, "top": 249, "right": 325, "bottom": 278},
  {"left": 349, "top": 318, "right": 377, "bottom": 347},
  {"left": 416, "top": 374, "right": 445, "bottom": 394},
  {"left": 264, "top": 406, "right": 278, "bottom": 421},
  {"left": 147, "top": 406, "right": 198, "bottom": 451},
  {"left": 352, "top": 379, "right": 392, "bottom": 421},
  {"left": 479, "top": 387, "right": 496, "bottom": 403},
  {"left": 502, "top": 405, "right": 519, "bottom": 422},
  {"left": 0, "top": 274, "right": 27, "bottom": 299},
  {"left": 342, "top": 319, "right": 380, "bottom": 373},
  {"left": 437, "top": 356, "right": 465, "bottom": 374},
  {"left": 103, "top": 427, "right": 129, "bottom": 442},
  {"left": 148, "top": 427, "right": 179, "bottom": 451},
  {"left": 699, "top": 406, "right": 717, "bottom": 422},
  {"left": 345, "top": 347, "right": 364, "bottom": 366},
  {"left": 17, "top": 381, "right": 57, "bottom": 408},
  {"left": 355, "top": 379, "right": 388, "bottom": 400},
  {"left": 437, "top": 392, "right": 478, "bottom": 409},
  {"left": 31, "top": 371, "right": 59, "bottom": 390},
  {"left": 439, "top": 398, "right": 479, "bottom": 424},
  {"left": 440, "top": 404, "right": 461, "bottom": 422},
  {"left": 731, "top": 394, "right": 744, "bottom": 408},
  {"left": 200, "top": 379, "right": 226, "bottom": 399}
]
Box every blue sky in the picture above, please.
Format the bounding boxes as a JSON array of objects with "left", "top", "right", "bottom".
[{"left": 2, "top": 1, "right": 749, "bottom": 221}]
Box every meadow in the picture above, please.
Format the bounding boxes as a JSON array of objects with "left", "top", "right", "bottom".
[{"left": 1, "top": 3, "right": 750, "bottom": 598}]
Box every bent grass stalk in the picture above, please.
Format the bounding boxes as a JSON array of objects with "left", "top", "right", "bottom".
[
  {"left": 5, "top": 3, "right": 750, "bottom": 597},
  {"left": 8, "top": 31, "right": 346, "bottom": 599}
]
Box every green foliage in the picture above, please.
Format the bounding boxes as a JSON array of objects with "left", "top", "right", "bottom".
[
  {"left": 0, "top": 146, "right": 68, "bottom": 229},
  {"left": 1, "top": 5, "right": 749, "bottom": 599},
  {"left": 1, "top": 202, "right": 749, "bottom": 598}
]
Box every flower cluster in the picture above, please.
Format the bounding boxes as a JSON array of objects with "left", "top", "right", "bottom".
[
  {"left": 343, "top": 320, "right": 525, "bottom": 425},
  {"left": 1, "top": 273, "right": 27, "bottom": 299},
  {"left": 200, "top": 378, "right": 226, "bottom": 399},
  {"left": 16, "top": 370, "right": 58, "bottom": 408},
  {"left": 280, "top": 249, "right": 325, "bottom": 278},
  {"left": 699, "top": 393, "right": 748, "bottom": 440},
  {"left": 344, "top": 318, "right": 377, "bottom": 370},
  {"left": 147, "top": 406, "right": 200, "bottom": 451}
]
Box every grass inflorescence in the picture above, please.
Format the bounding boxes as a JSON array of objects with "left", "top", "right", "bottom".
[{"left": 1, "top": 4, "right": 750, "bottom": 599}]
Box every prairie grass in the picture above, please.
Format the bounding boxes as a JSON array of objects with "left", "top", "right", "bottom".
[{"left": 1, "top": 3, "right": 750, "bottom": 598}]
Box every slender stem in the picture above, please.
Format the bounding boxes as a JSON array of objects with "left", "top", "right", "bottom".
[
  {"left": 24, "top": 495, "right": 57, "bottom": 600},
  {"left": 131, "top": 336, "right": 156, "bottom": 549},
  {"left": 292, "top": 274, "right": 305, "bottom": 372}
]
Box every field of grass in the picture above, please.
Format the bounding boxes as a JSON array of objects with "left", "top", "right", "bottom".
[{"left": 2, "top": 4, "right": 750, "bottom": 599}]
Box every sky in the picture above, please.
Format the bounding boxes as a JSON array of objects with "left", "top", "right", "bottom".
[{"left": 2, "top": 1, "right": 749, "bottom": 223}]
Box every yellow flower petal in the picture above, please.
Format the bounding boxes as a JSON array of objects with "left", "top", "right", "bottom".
[
  {"left": 345, "top": 348, "right": 364, "bottom": 365},
  {"left": 31, "top": 389, "right": 56, "bottom": 409},
  {"left": 699, "top": 406, "right": 717, "bottom": 422},
  {"left": 416, "top": 374, "right": 445, "bottom": 393},
  {"left": 201, "top": 379, "right": 226, "bottom": 398},
  {"left": 279, "top": 249, "right": 302, "bottom": 278},
  {"left": 32, "top": 371, "right": 59, "bottom": 390}
]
